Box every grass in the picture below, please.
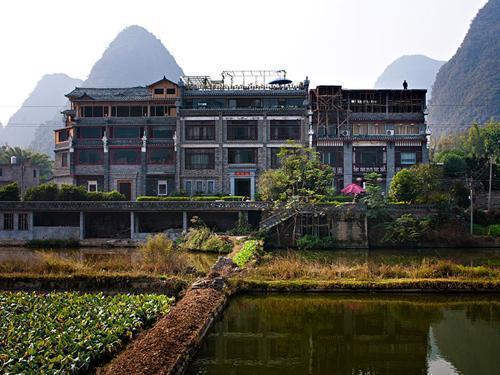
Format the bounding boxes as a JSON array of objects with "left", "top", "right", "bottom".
[
  {"left": 232, "top": 240, "right": 263, "bottom": 268},
  {"left": 0, "top": 291, "right": 171, "bottom": 373},
  {"left": 230, "top": 278, "right": 500, "bottom": 292},
  {"left": 241, "top": 251, "right": 500, "bottom": 281}
]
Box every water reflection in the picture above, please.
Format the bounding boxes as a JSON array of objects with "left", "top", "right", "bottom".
[{"left": 187, "top": 295, "right": 500, "bottom": 375}]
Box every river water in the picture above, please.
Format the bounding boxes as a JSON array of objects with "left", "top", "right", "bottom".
[{"left": 187, "top": 294, "right": 500, "bottom": 375}]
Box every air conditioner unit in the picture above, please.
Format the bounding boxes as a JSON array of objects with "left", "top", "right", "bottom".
[
  {"left": 386, "top": 129, "right": 395, "bottom": 136},
  {"left": 340, "top": 130, "right": 350, "bottom": 137}
]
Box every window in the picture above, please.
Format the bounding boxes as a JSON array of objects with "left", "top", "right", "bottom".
[
  {"left": 111, "top": 106, "right": 147, "bottom": 117},
  {"left": 185, "top": 149, "right": 215, "bottom": 169},
  {"left": 0, "top": 168, "right": 2, "bottom": 177},
  {"left": 185, "top": 181, "right": 192, "bottom": 195},
  {"left": 207, "top": 180, "right": 215, "bottom": 194},
  {"left": 78, "top": 127, "right": 103, "bottom": 139},
  {"left": 185, "top": 121, "right": 215, "bottom": 141},
  {"left": 228, "top": 148, "right": 256, "bottom": 164},
  {"left": 228, "top": 98, "right": 261, "bottom": 109},
  {"left": 154, "top": 88, "right": 164, "bottom": 95},
  {"left": 195, "top": 181, "right": 203, "bottom": 193},
  {"left": 395, "top": 124, "right": 419, "bottom": 135},
  {"left": 80, "top": 106, "right": 108, "bottom": 118},
  {"left": 33, "top": 170, "right": 37, "bottom": 178},
  {"left": 166, "top": 88, "right": 176, "bottom": 95},
  {"left": 368, "top": 124, "right": 385, "bottom": 135},
  {"left": 355, "top": 148, "right": 385, "bottom": 167},
  {"left": 270, "top": 148, "right": 282, "bottom": 169},
  {"left": 61, "top": 152, "right": 68, "bottom": 168},
  {"left": 158, "top": 180, "right": 168, "bottom": 196},
  {"left": 227, "top": 120, "right": 258, "bottom": 140},
  {"left": 184, "top": 180, "right": 215, "bottom": 195},
  {"left": 151, "top": 126, "right": 174, "bottom": 138},
  {"left": 18, "top": 213, "right": 28, "bottom": 231},
  {"left": 56, "top": 129, "right": 69, "bottom": 142},
  {"left": 148, "top": 148, "right": 174, "bottom": 164},
  {"left": 110, "top": 149, "right": 141, "bottom": 164},
  {"left": 3, "top": 213, "right": 14, "bottom": 230},
  {"left": 270, "top": 120, "right": 301, "bottom": 140},
  {"left": 87, "top": 180, "right": 98, "bottom": 192},
  {"left": 150, "top": 105, "right": 176, "bottom": 117},
  {"left": 320, "top": 148, "right": 343, "bottom": 166},
  {"left": 401, "top": 152, "right": 417, "bottom": 165},
  {"left": 112, "top": 127, "right": 142, "bottom": 138},
  {"left": 77, "top": 149, "right": 103, "bottom": 165}
]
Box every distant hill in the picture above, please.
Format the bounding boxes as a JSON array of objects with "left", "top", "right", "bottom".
[
  {"left": 28, "top": 25, "right": 185, "bottom": 155},
  {"left": 82, "top": 25, "right": 184, "bottom": 88},
  {"left": 0, "top": 74, "right": 82, "bottom": 148},
  {"left": 374, "top": 55, "right": 445, "bottom": 98},
  {"left": 428, "top": 0, "right": 500, "bottom": 136}
]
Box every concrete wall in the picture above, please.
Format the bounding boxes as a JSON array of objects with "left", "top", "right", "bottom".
[{"left": 32, "top": 226, "right": 80, "bottom": 240}]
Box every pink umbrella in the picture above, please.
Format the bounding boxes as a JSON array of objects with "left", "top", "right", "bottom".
[{"left": 341, "top": 183, "right": 366, "bottom": 196}]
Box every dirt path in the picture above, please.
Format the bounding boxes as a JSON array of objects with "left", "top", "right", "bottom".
[{"left": 103, "top": 286, "right": 226, "bottom": 375}]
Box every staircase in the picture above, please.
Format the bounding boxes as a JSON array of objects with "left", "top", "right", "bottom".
[{"left": 259, "top": 209, "right": 295, "bottom": 231}]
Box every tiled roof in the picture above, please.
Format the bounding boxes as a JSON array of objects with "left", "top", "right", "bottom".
[{"left": 66, "top": 87, "right": 152, "bottom": 101}]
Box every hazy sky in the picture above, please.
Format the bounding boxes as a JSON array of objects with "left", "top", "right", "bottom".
[{"left": 0, "top": 0, "right": 488, "bottom": 125}]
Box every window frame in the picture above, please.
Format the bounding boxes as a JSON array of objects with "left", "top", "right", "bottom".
[
  {"left": 3, "top": 213, "right": 14, "bottom": 230},
  {"left": 18, "top": 213, "right": 29, "bottom": 231},
  {"left": 157, "top": 180, "right": 168, "bottom": 196},
  {"left": 185, "top": 149, "right": 215, "bottom": 170},
  {"left": 87, "top": 180, "right": 98, "bottom": 193}
]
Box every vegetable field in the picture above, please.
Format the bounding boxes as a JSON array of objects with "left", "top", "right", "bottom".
[{"left": 0, "top": 292, "right": 172, "bottom": 373}]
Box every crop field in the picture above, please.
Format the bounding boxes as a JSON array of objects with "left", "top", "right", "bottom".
[{"left": 0, "top": 291, "right": 172, "bottom": 373}]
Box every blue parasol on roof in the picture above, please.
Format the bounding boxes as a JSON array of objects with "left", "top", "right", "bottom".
[{"left": 269, "top": 78, "right": 292, "bottom": 85}]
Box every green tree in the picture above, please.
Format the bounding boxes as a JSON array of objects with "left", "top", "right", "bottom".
[
  {"left": 389, "top": 165, "right": 442, "bottom": 204},
  {"left": 257, "top": 144, "right": 333, "bottom": 204},
  {"left": 360, "top": 172, "right": 388, "bottom": 219},
  {"left": 0, "top": 183, "right": 20, "bottom": 201},
  {"left": 0, "top": 146, "right": 53, "bottom": 182},
  {"left": 389, "top": 169, "right": 418, "bottom": 203}
]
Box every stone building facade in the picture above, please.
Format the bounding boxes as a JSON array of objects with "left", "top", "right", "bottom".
[
  {"left": 177, "top": 75, "right": 310, "bottom": 199},
  {"left": 0, "top": 161, "right": 40, "bottom": 195},
  {"left": 54, "top": 77, "right": 179, "bottom": 200},
  {"left": 53, "top": 73, "right": 428, "bottom": 199}
]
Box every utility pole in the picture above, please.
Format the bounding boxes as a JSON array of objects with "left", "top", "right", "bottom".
[
  {"left": 488, "top": 156, "right": 493, "bottom": 211},
  {"left": 469, "top": 177, "right": 474, "bottom": 235}
]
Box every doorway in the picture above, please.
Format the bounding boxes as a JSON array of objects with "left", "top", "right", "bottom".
[
  {"left": 118, "top": 181, "right": 132, "bottom": 201},
  {"left": 234, "top": 178, "right": 251, "bottom": 198}
]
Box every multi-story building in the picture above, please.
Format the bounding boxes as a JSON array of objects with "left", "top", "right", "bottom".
[
  {"left": 0, "top": 158, "right": 40, "bottom": 194},
  {"left": 310, "top": 86, "right": 428, "bottom": 192},
  {"left": 54, "top": 77, "right": 180, "bottom": 200},
  {"left": 54, "top": 72, "right": 427, "bottom": 199},
  {"left": 177, "top": 72, "right": 309, "bottom": 199}
]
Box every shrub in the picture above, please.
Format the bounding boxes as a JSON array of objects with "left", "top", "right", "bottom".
[
  {"left": 0, "top": 182, "right": 20, "bottom": 201},
  {"left": 180, "top": 226, "right": 232, "bottom": 253},
  {"left": 93, "top": 191, "right": 126, "bottom": 201},
  {"left": 140, "top": 233, "right": 175, "bottom": 264},
  {"left": 232, "top": 239, "right": 263, "bottom": 267},
  {"left": 58, "top": 184, "right": 88, "bottom": 201},
  {"left": 473, "top": 224, "right": 488, "bottom": 236},
  {"left": 488, "top": 224, "right": 500, "bottom": 237},
  {"left": 139, "top": 233, "right": 191, "bottom": 274},
  {"left": 24, "top": 183, "right": 59, "bottom": 201},
  {"left": 382, "top": 214, "right": 430, "bottom": 244},
  {"left": 192, "top": 196, "right": 222, "bottom": 201},
  {"left": 296, "top": 234, "right": 336, "bottom": 250},
  {"left": 136, "top": 196, "right": 190, "bottom": 202}
]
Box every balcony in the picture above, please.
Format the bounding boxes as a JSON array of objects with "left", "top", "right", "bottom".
[{"left": 353, "top": 165, "right": 387, "bottom": 173}]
